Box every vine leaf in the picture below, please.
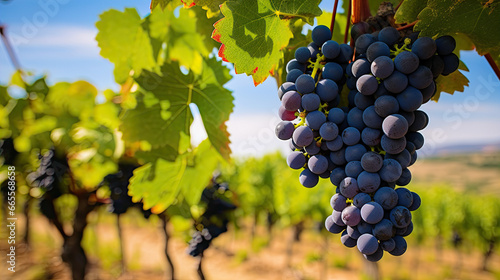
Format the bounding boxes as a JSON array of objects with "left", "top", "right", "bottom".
[
  {"left": 182, "top": 0, "right": 225, "bottom": 17},
  {"left": 213, "top": 0, "right": 322, "bottom": 85},
  {"left": 150, "top": 0, "right": 183, "bottom": 10},
  {"left": 432, "top": 70, "right": 470, "bottom": 102},
  {"left": 415, "top": 0, "right": 500, "bottom": 57},
  {"left": 129, "top": 140, "right": 220, "bottom": 213},
  {"left": 121, "top": 60, "right": 233, "bottom": 160},
  {"left": 96, "top": 8, "right": 157, "bottom": 84},
  {"left": 394, "top": 0, "right": 427, "bottom": 24}
]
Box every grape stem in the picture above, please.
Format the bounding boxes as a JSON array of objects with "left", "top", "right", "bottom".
[
  {"left": 485, "top": 53, "right": 500, "bottom": 81},
  {"left": 396, "top": 21, "right": 417, "bottom": 31},
  {"left": 391, "top": 38, "right": 412, "bottom": 57},
  {"left": 310, "top": 53, "right": 326, "bottom": 81},
  {"left": 330, "top": 0, "right": 340, "bottom": 37},
  {"left": 395, "top": 0, "right": 404, "bottom": 11}
]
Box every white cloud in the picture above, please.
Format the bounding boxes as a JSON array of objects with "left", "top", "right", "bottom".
[{"left": 227, "top": 113, "right": 289, "bottom": 157}]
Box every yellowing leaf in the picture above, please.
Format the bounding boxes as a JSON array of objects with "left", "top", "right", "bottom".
[{"left": 432, "top": 70, "right": 470, "bottom": 102}]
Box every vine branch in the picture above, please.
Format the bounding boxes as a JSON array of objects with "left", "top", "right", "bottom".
[
  {"left": 396, "top": 21, "right": 417, "bottom": 31},
  {"left": 485, "top": 53, "right": 500, "bottom": 81},
  {"left": 0, "top": 25, "right": 22, "bottom": 71},
  {"left": 344, "top": 0, "right": 352, "bottom": 44},
  {"left": 330, "top": 0, "right": 340, "bottom": 35}
]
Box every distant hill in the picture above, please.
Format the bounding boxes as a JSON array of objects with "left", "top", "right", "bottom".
[{"left": 420, "top": 141, "right": 500, "bottom": 157}]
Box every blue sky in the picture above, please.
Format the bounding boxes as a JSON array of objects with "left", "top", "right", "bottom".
[{"left": 1, "top": 0, "right": 499, "bottom": 157}]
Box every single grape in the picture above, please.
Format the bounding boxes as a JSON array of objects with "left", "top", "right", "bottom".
[
  {"left": 316, "top": 79, "right": 339, "bottom": 102},
  {"left": 345, "top": 161, "right": 364, "bottom": 178},
  {"left": 341, "top": 230, "right": 358, "bottom": 247},
  {"left": 374, "top": 187, "right": 399, "bottom": 210},
  {"left": 277, "top": 82, "right": 296, "bottom": 100},
  {"left": 345, "top": 145, "right": 367, "bottom": 163},
  {"left": 342, "top": 205, "right": 362, "bottom": 227},
  {"left": 379, "top": 159, "right": 403, "bottom": 183},
  {"left": 389, "top": 206, "right": 411, "bottom": 228},
  {"left": 412, "top": 37, "right": 437, "bottom": 60},
  {"left": 355, "top": 34, "right": 376, "bottom": 54},
  {"left": 408, "top": 192, "right": 421, "bottom": 211},
  {"left": 395, "top": 187, "right": 413, "bottom": 208},
  {"left": 286, "top": 69, "right": 303, "bottom": 83},
  {"left": 408, "top": 66, "right": 433, "bottom": 89},
  {"left": 397, "top": 86, "right": 423, "bottom": 112},
  {"left": 378, "top": 27, "right": 400, "bottom": 46},
  {"left": 326, "top": 136, "right": 344, "bottom": 151},
  {"left": 364, "top": 247, "right": 384, "bottom": 262},
  {"left": 374, "top": 95, "right": 400, "bottom": 118},
  {"left": 421, "top": 81, "right": 436, "bottom": 104},
  {"left": 366, "top": 42, "right": 391, "bottom": 62},
  {"left": 301, "top": 93, "right": 321, "bottom": 111},
  {"left": 441, "top": 53, "right": 459, "bottom": 75},
  {"left": 339, "top": 177, "right": 359, "bottom": 198},
  {"left": 435, "top": 35, "right": 456, "bottom": 56},
  {"left": 282, "top": 90, "right": 301, "bottom": 111},
  {"left": 361, "top": 127, "right": 382, "bottom": 146},
  {"left": 278, "top": 105, "right": 296, "bottom": 121},
  {"left": 312, "top": 25, "right": 332, "bottom": 47},
  {"left": 332, "top": 210, "right": 345, "bottom": 226},
  {"left": 351, "top": 21, "right": 370, "bottom": 42},
  {"left": 295, "top": 47, "right": 311, "bottom": 63},
  {"left": 373, "top": 219, "right": 395, "bottom": 241},
  {"left": 305, "top": 110, "right": 327, "bottom": 130},
  {"left": 347, "top": 226, "right": 362, "bottom": 239},
  {"left": 362, "top": 105, "right": 383, "bottom": 128},
  {"left": 325, "top": 215, "right": 345, "bottom": 234},
  {"left": 406, "top": 131, "right": 424, "bottom": 150},
  {"left": 355, "top": 92, "right": 374, "bottom": 110},
  {"left": 380, "top": 238, "right": 396, "bottom": 252},
  {"left": 356, "top": 74, "right": 379, "bottom": 96},
  {"left": 385, "top": 149, "right": 411, "bottom": 169},
  {"left": 357, "top": 233, "right": 379, "bottom": 255},
  {"left": 320, "top": 122, "right": 339, "bottom": 141},
  {"left": 308, "top": 42, "right": 320, "bottom": 60},
  {"left": 394, "top": 51, "right": 419, "bottom": 74},
  {"left": 331, "top": 193, "right": 348, "bottom": 212},
  {"left": 371, "top": 56, "right": 394, "bottom": 79},
  {"left": 353, "top": 193, "right": 372, "bottom": 209},
  {"left": 292, "top": 126, "right": 314, "bottom": 147},
  {"left": 361, "top": 202, "right": 384, "bottom": 224},
  {"left": 396, "top": 168, "right": 412, "bottom": 186},
  {"left": 361, "top": 151, "right": 384, "bottom": 172},
  {"left": 352, "top": 58, "right": 371, "bottom": 78},
  {"left": 322, "top": 40, "right": 341, "bottom": 59},
  {"left": 382, "top": 114, "right": 409, "bottom": 139},
  {"left": 295, "top": 74, "right": 316, "bottom": 94},
  {"left": 328, "top": 107, "right": 345, "bottom": 124},
  {"left": 342, "top": 127, "right": 361, "bottom": 146},
  {"left": 409, "top": 110, "right": 429, "bottom": 131},
  {"left": 275, "top": 121, "right": 295, "bottom": 140},
  {"left": 330, "top": 167, "right": 347, "bottom": 187},
  {"left": 384, "top": 71, "right": 408, "bottom": 94},
  {"left": 322, "top": 62, "right": 344, "bottom": 82},
  {"left": 299, "top": 168, "right": 319, "bottom": 188},
  {"left": 286, "top": 59, "right": 306, "bottom": 73},
  {"left": 330, "top": 148, "right": 347, "bottom": 166},
  {"left": 304, "top": 141, "right": 320, "bottom": 155},
  {"left": 357, "top": 171, "right": 381, "bottom": 193},
  {"left": 347, "top": 107, "right": 366, "bottom": 131},
  {"left": 308, "top": 155, "right": 329, "bottom": 175},
  {"left": 286, "top": 145, "right": 305, "bottom": 163},
  {"left": 381, "top": 135, "right": 407, "bottom": 155}
]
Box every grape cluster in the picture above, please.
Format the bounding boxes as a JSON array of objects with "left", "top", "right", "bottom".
[
  {"left": 275, "top": 25, "right": 459, "bottom": 261},
  {"left": 27, "top": 149, "right": 69, "bottom": 219},
  {"left": 102, "top": 163, "right": 151, "bottom": 218},
  {"left": 187, "top": 181, "right": 236, "bottom": 257}
]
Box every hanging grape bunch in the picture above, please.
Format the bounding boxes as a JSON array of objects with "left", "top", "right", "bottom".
[{"left": 275, "top": 24, "right": 458, "bottom": 261}]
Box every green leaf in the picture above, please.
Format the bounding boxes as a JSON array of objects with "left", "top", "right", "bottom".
[
  {"left": 150, "top": 0, "right": 183, "bottom": 10},
  {"left": 214, "top": 0, "right": 322, "bottom": 85},
  {"left": 149, "top": 7, "right": 210, "bottom": 74},
  {"left": 432, "top": 70, "right": 470, "bottom": 102},
  {"left": 96, "top": 8, "right": 157, "bottom": 84},
  {"left": 395, "top": 0, "right": 428, "bottom": 24},
  {"left": 129, "top": 140, "right": 220, "bottom": 212},
  {"left": 122, "top": 61, "right": 233, "bottom": 160},
  {"left": 46, "top": 81, "right": 97, "bottom": 119},
  {"left": 183, "top": 0, "right": 225, "bottom": 17},
  {"left": 415, "top": 0, "right": 500, "bottom": 56}
]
